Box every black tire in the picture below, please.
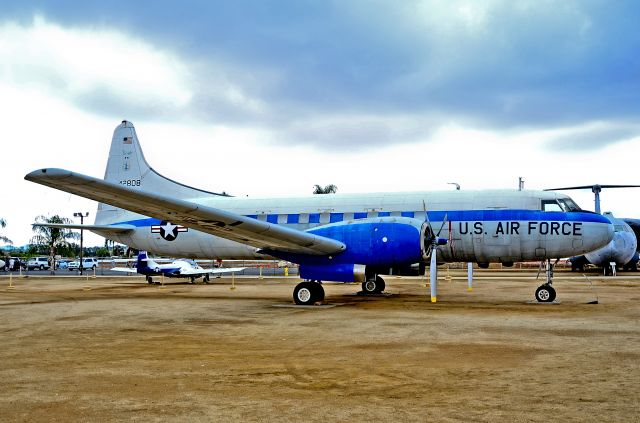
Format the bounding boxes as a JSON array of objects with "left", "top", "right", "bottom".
[
  {"left": 311, "top": 282, "right": 325, "bottom": 302},
  {"left": 362, "top": 276, "right": 385, "bottom": 294},
  {"left": 293, "top": 282, "right": 318, "bottom": 305},
  {"left": 204, "top": 274, "right": 210, "bottom": 283},
  {"left": 535, "top": 284, "right": 556, "bottom": 303},
  {"left": 362, "top": 279, "right": 377, "bottom": 294},
  {"left": 375, "top": 276, "right": 385, "bottom": 293}
]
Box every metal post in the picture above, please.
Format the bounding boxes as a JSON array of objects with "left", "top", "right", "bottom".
[{"left": 74, "top": 212, "right": 89, "bottom": 275}]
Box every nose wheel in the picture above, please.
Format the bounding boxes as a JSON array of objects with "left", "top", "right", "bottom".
[{"left": 535, "top": 284, "right": 556, "bottom": 302}]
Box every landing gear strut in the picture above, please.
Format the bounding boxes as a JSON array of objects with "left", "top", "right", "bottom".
[
  {"left": 293, "top": 281, "right": 325, "bottom": 305},
  {"left": 535, "top": 259, "right": 557, "bottom": 303},
  {"left": 362, "top": 275, "right": 385, "bottom": 294}
]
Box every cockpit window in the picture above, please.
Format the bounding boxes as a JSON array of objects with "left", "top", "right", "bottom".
[
  {"left": 558, "top": 198, "right": 581, "bottom": 212},
  {"left": 541, "top": 200, "right": 563, "bottom": 212}
]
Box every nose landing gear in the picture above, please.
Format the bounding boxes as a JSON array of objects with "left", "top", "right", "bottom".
[{"left": 535, "top": 259, "right": 558, "bottom": 303}]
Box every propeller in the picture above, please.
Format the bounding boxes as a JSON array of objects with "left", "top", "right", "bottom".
[
  {"left": 422, "top": 201, "right": 448, "bottom": 303},
  {"left": 545, "top": 184, "right": 640, "bottom": 214}
]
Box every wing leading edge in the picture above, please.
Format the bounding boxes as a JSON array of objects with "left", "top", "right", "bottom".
[{"left": 25, "top": 168, "right": 345, "bottom": 256}]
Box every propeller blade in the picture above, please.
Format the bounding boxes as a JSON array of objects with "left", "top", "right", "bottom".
[
  {"left": 545, "top": 184, "right": 640, "bottom": 191},
  {"left": 429, "top": 247, "right": 438, "bottom": 303},
  {"left": 436, "top": 213, "right": 449, "bottom": 237},
  {"left": 422, "top": 200, "right": 433, "bottom": 230}
]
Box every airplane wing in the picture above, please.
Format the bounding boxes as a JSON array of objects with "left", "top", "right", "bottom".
[
  {"left": 111, "top": 267, "right": 138, "bottom": 273},
  {"left": 180, "top": 267, "right": 246, "bottom": 276},
  {"left": 32, "top": 223, "right": 135, "bottom": 234},
  {"left": 25, "top": 168, "right": 346, "bottom": 256}
]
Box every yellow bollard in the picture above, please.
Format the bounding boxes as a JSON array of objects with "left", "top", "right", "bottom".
[
  {"left": 8, "top": 273, "right": 14, "bottom": 290},
  {"left": 284, "top": 267, "right": 289, "bottom": 277},
  {"left": 259, "top": 266, "right": 263, "bottom": 279},
  {"left": 230, "top": 272, "right": 236, "bottom": 290},
  {"left": 445, "top": 266, "right": 452, "bottom": 282}
]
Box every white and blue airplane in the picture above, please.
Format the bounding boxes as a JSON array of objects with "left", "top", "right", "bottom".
[
  {"left": 25, "top": 121, "right": 614, "bottom": 304},
  {"left": 111, "top": 250, "right": 245, "bottom": 284}
]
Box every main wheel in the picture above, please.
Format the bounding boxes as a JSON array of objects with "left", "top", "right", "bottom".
[
  {"left": 293, "top": 282, "right": 319, "bottom": 305},
  {"left": 362, "top": 276, "right": 385, "bottom": 294},
  {"left": 203, "top": 274, "right": 210, "bottom": 283},
  {"left": 147, "top": 276, "right": 154, "bottom": 284},
  {"left": 535, "top": 284, "right": 556, "bottom": 303}
]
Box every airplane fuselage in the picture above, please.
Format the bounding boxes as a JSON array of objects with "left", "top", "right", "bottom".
[{"left": 94, "top": 189, "right": 612, "bottom": 266}]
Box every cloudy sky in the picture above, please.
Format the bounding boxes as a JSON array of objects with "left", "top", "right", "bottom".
[{"left": 1, "top": 0, "right": 640, "bottom": 246}]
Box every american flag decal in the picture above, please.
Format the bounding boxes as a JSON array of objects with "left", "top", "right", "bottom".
[{"left": 123, "top": 137, "right": 133, "bottom": 144}]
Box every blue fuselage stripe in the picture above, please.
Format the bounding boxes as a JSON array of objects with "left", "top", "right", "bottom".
[{"left": 109, "top": 210, "right": 608, "bottom": 228}]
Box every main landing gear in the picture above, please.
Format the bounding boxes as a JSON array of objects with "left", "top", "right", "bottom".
[
  {"left": 535, "top": 259, "right": 557, "bottom": 303},
  {"left": 362, "top": 275, "right": 385, "bottom": 294},
  {"left": 293, "top": 281, "right": 325, "bottom": 305}
]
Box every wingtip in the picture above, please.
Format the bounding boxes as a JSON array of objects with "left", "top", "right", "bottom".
[{"left": 24, "top": 168, "right": 72, "bottom": 181}]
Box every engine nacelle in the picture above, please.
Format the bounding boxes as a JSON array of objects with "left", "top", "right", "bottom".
[
  {"left": 306, "top": 217, "right": 426, "bottom": 266},
  {"left": 299, "top": 263, "right": 366, "bottom": 283}
]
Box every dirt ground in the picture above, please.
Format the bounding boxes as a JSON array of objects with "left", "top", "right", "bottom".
[{"left": 0, "top": 270, "right": 638, "bottom": 422}]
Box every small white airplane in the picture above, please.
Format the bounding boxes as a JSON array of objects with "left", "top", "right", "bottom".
[
  {"left": 25, "top": 121, "right": 614, "bottom": 304},
  {"left": 111, "top": 251, "right": 245, "bottom": 284}
]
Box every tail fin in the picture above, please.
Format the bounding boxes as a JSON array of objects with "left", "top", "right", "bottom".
[
  {"left": 96, "top": 120, "right": 228, "bottom": 225},
  {"left": 136, "top": 250, "right": 154, "bottom": 272}
]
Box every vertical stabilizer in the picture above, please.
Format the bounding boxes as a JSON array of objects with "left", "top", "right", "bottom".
[{"left": 96, "top": 121, "right": 228, "bottom": 225}]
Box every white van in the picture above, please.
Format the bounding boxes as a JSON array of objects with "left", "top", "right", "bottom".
[
  {"left": 68, "top": 258, "right": 99, "bottom": 271},
  {"left": 27, "top": 257, "right": 50, "bottom": 270}
]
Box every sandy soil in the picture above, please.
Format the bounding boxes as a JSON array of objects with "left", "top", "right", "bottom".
[{"left": 0, "top": 270, "right": 638, "bottom": 422}]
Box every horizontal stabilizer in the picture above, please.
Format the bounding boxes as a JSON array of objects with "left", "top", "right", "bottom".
[{"left": 32, "top": 223, "right": 135, "bottom": 234}]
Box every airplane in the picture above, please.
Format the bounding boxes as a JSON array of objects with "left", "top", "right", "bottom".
[
  {"left": 0, "top": 259, "right": 4, "bottom": 270},
  {"left": 111, "top": 250, "right": 245, "bottom": 284},
  {"left": 25, "top": 120, "right": 614, "bottom": 305},
  {"left": 546, "top": 185, "right": 640, "bottom": 274}
]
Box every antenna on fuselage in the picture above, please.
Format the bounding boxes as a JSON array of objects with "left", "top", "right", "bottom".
[
  {"left": 544, "top": 184, "right": 640, "bottom": 214},
  {"left": 518, "top": 177, "right": 525, "bottom": 191},
  {"left": 447, "top": 182, "right": 460, "bottom": 190}
]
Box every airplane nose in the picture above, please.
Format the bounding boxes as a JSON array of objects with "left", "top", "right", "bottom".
[{"left": 582, "top": 214, "right": 614, "bottom": 253}]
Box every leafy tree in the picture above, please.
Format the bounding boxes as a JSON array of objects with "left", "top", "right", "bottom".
[
  {"left": 31, "top": 215, "right": 80, "bottom": 274},
  {"left": 312, "top": 184, "right": 338, "bottom": 194},
  {"left": 0, "top": 218, "right": 12, "bottom": 245}
]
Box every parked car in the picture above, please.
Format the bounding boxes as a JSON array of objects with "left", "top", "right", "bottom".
[
  {"left": 68, "top": 258, "right": 99, "bottom": 271},
  {"left": 56, "top": 260, "right": 69, "bottom": 270},
  {"left": 27, "top": 257, "right": 50, "bottom": 270}
]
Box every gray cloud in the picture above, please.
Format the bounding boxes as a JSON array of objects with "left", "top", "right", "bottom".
[{"left": 3, "top": 0, "right": 640, "bottom": 151}]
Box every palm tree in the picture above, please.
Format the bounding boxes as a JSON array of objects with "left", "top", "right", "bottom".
[
  {"left": 0, "top": 218, "right": 12, "bottom": 245},
  {"left": 31, "top": 215, "right": 80, "bottom": 274},
  {"left": 313, "top": 184, "right": 338, "bottom": 194}
]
